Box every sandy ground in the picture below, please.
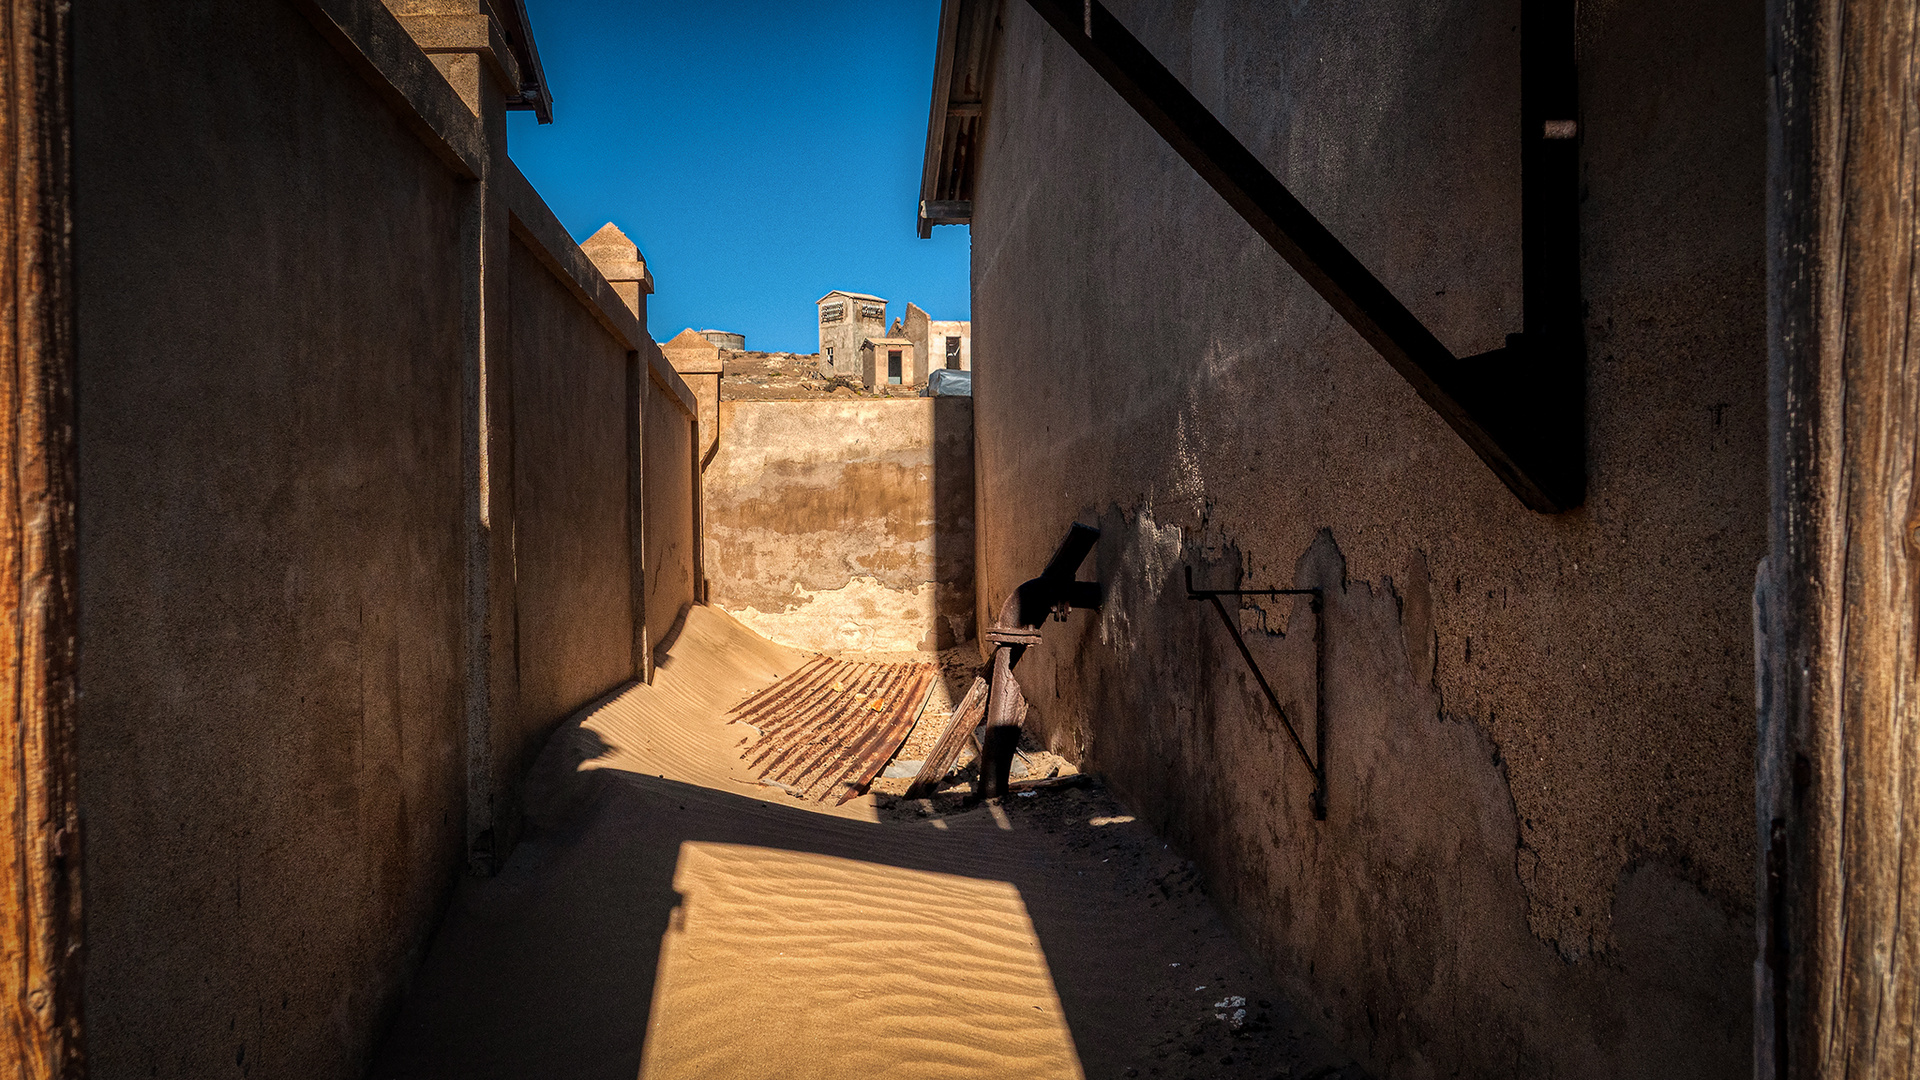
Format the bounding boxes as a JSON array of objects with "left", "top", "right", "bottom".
[
  {"left": 819, "top": 643, "right": 1080, "bottom": 799},
  {"left": 718, "top": 350, "right": 926, "bottom": 401},
  {"left": 370, "top": 608, "right": 1364, "bottom": 1080}
]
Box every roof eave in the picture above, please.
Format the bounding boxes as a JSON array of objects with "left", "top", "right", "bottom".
[
  {"left": 917, "top": 0, "right": 997, "bottom": 238},
  {"left": 495, "top": 0, "right": 554, "bottom": 123}
]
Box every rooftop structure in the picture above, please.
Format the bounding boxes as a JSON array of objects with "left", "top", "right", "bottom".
[
  {"left": 858, "top": 337, "right": 915, "bottom": 389},
  {"left": 817, "top": 289, "right": 889, "bottom": 378}
]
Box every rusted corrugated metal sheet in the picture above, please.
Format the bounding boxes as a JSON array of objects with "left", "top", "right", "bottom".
[{"left": 729, "top": 658, "right": 936, "bottom": 803}]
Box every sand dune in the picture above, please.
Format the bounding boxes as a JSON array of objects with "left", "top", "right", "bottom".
[{"left": 523, "top": 606, "right": 888, "bottom": 824}]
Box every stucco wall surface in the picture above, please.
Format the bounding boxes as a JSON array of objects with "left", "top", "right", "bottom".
[
  {"left": 705, "top": 398, "right": 975, "bottom": 652},
  {"left": 73, "top": 1, "right": 469, "bottom": 1075},
  {"left": 645, "top": 380, "right": 698, "bottom": 653},
  {"left": 507, "top": 233, "right": 635, "bottom": 791},
  {"left": 906, "top": 303, "right": 973, "bottom": 380},
  {"left": 928, "top": 320, "right": 972, "bottom": 373},
  {"left": 659, "top": 333, "right": 721, "bottom": 468},
  {"left": 969, "top": 0, "right": 1762, "bottom": 1076}
]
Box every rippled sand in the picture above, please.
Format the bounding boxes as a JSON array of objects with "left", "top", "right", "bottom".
[{"left": 370, "top": 606, "right": 1356, "bottom": 1080}]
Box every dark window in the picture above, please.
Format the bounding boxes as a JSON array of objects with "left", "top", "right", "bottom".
[
  {"left": 946, "top": 336, "right": 962, "bottom": 369},
  {"left": 887, "top": 350, "right": 903, "bottom": 384}
]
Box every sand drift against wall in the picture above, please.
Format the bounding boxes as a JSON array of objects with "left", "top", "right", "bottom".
[{"left": 370, "top": 606, "right": 1364, "bottom": 1080}]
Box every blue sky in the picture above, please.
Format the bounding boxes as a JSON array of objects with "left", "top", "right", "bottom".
[{"left": 507, "top": 0, "right": 971, "bottom": 354}]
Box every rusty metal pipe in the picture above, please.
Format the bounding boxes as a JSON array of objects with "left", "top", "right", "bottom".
[{"left": 975, "top": 524, "right": 1103, "bottom": 801}]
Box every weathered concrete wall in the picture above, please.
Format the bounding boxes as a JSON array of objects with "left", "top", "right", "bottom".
[
  {"left": 929, "top": 320, "right": 971, "bottom": 372},
  {"left": 905, "top": 302, "right": 972, "bottom": 381},
  {"left": 969, "top": 0, "right": 1763, "bottom": 1076},
  {"left": 67, "top": 1, "right": 703, "bottom": 1076},
  {"left": 660, "top": 328, "right": 721, "bottom": 468},
  {"left": 705, "top": 398, "right": 975, "bottom": 652},
  {"left": 905, "top": 302, "right": 935, "bottom": 384},
  {"left": 645, "top": 374, "right": 699, "bottom": 653},
  {"left": 507, "top": 233, "right": 635, "bottom": 790},
  {"left": 689, "top": 371, "right": 720, "bottom": 468},
  {"left": 72, "top": 1, "right": 470, "bottom": 1075}
]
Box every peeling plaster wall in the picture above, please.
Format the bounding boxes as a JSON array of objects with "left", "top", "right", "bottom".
[
  {"left": 705, "top": 399, "right": 975, "bottom": 652},
  {"left": 970, "top": 0, "right": 1762, "bottom": 1075}
]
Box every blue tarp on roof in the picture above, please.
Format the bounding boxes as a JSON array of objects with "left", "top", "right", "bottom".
[{"left": 922, "top": 369, "right": 972, "bottom": 397}]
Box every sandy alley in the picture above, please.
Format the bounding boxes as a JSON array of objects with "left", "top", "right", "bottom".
[{"left": 369, "top": 609, "right": 1362, "bottom": 1080}]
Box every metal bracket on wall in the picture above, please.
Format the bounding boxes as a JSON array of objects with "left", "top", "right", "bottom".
[
  {"left": 1026, "top": 0, "right": 1584, "bottom": 513},
  {"left": 1186, "top": 567, "right": 1326, "bottom": 820}
]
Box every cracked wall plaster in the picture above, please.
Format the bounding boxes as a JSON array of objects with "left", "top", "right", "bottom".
[
  {"left": 704, "top": 399, "right": 974, "bottom": 652},
  {"left": 969, "top": 0, "right": 1763, "bottom": 1073}
]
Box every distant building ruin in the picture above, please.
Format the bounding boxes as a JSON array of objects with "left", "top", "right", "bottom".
[
  {"left": 816, "top": 290, "right": 888, "bottom": 379},
  {"left": 904, "top": 301, "right": 969, "bottom": 383},
  {"left": 698, "top": 328, "right": 744, "bottom": 350},
  {"left": 859, "top": 336, "right": 916, "bottom": 388},
  {"left": 821, "top": 290, "right": 967, "bottom": 390}
]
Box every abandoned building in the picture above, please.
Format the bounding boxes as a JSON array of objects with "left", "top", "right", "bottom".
[
  {"left": 816, "top": 288, "right": 889, "bottom": 376},
  {"left": 824, "top": 289, "right": 966, "bottom": 389},
  {"left": 906, "top": 300, "right": 972, "bottom": 377},
  {"left": 1, "top": 0, "right": 1915, "bottom": 1077},
  {"left": 858, "top": 335, "right": 917, "bottom": 388},
  {"left": 697, "top": 328, "right": 745, "bottom": 350}
]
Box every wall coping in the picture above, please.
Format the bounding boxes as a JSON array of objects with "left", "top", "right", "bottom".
[
  {"left": 292, "top": 0, "right": 698, "bottom": 420},
  {"left": 292, "top": 0, "right": 487, "bottom": 178}
]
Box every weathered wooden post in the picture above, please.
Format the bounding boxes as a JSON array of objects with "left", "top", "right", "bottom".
[
  {"left": 0, "top": 0, "right": 84, "bottom": 1072},
  {"left": 1758, "top": 0, "right": 1920, "bottom": 1074}
]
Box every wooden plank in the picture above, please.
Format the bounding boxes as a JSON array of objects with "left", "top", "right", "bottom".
[
  {"left": 1758, "top": 0, "right": 1920, "bottom": 1074},
  {"left": 0, "top": 0, "right": 83, "bottom": 1073},
  {"left": 921, "top": 199, "right": 973, "bottom": 223},
  {"left": 905, "top": 676, "right": 988, "bottom": 798},
  {"left": 1009, "top": 773, "right": 1093, "bottom": 794}
]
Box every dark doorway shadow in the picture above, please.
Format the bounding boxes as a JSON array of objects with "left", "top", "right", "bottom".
[{"left": 930, "top": 393, "right": 977, "bottom": 653}]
